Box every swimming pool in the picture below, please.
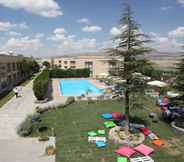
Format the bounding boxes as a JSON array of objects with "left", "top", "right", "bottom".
[{"left": 59, "top": 79, "right": 103, "bottom": 96}]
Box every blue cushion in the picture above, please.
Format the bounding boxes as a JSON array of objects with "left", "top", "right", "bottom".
[
  {"left": 96, "top": 141, "right": 107, "bottom": 148},
  {"left": 101, "top": 113, "right": 112, "bottom": 119}
]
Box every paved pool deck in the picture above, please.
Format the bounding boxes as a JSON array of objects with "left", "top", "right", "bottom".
[{"left": 0, "top": 81, "right": 55, "bottom": 162}]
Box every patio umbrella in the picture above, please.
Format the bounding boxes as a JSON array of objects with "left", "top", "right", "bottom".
[{"left": 147, "top": 80, "right": 168, "bottom": 88}]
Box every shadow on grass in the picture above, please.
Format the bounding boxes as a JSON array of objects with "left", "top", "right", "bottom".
[{"left": 129, "top": 115, "right": 150, "bottom": 126}]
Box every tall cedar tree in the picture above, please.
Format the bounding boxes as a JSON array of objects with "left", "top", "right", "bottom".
[
  {"left": 175, "top": 56, "right": 184, "bottom": 105},
  {"left": 109, "top": 4, "right": 152, "bottom": 133}
]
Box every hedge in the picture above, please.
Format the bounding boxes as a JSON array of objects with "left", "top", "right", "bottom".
[
  {"left": 33, "top": 70, "right": 50, "bottom": 100},
  {"left": 50, "top": 68, "right": 90, "bottom": 78}
]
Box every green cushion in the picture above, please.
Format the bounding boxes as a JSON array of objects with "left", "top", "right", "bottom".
[
  {"left": 97, "top": 130, "right": 105, "bottom": 135},
  {"left": 117, "top": 157, "right": 127, "bottom": 162},
  {"left": 104, "top": 121, "right": 116, "bottom": 128},
  {"left": 88, "top": 131, "right": 97, "bottom": 137}
]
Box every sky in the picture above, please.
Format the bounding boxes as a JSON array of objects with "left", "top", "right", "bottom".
[{"left": 0, "top": 0, "right": 184, "bottom": 57}]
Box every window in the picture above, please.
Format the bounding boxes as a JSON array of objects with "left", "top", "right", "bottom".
[
  {"left": 7, "top": 63, "right": 11, "bottom": 72},
  {"left": 64, "top": 66, "right": 68, "bottom": 69},
  {"left": 70, "top": 66, "right": 76, "bottom": 69},
  {"left": 70, "top": 61, "right": 76, "bottom": 64},
  {"left": 59, "top": 60, "right": 62, "bottom": 63},
  {"left": 64, "top": 61, "right": 68, "bottom": 64}
]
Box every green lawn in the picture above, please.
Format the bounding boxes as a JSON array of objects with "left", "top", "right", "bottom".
[{"left": 30, "top": 99, "right": 184, "bottom": 162}]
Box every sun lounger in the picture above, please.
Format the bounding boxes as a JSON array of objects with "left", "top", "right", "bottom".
[
  {"left": 130, "top": 156, "right": 154, "bottom": 162},
  {"left": 88, "top": 136, "right": 106, "bottom": 143},
  {"left": 117, "top": 157, "right": 128, "bottom": 162}
]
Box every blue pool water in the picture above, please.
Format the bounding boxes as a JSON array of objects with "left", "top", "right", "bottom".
[{"left": 59, "top": 79, "right": 103, "bottom": 96}]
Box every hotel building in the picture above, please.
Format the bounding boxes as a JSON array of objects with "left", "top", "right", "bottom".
[
  {"left": 0, "top": 53, "right": 30, "bottom": 95},
  {"left": 44, "top": 53, "right": 122, "bottom": 78}
]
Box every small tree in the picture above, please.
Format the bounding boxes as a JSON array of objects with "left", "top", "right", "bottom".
[
  {"left": 43, "top": 61, "right": 50, "bottom": 69},
  {"left": 175, "top": 56, "right": 184, "bottom": 105},
  {"left": 108, "top": 4, "right": 152, "bottom": 134}
]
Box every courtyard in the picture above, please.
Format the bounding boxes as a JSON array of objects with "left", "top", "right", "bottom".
[{"left": 29, "top": 99, "right": 184, "bottom": 162}]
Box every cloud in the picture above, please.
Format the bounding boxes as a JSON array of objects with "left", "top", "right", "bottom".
[
  {"left": 0, "top": 0, "right": 63, "bottom": 18},
  {"left": 48, "top": 27, "right": 97, "bottom": 53},
  {"left": 82, "top": 25, "right": 102, "bottom": 32},
  {"left": 3, "top": 36, "right": 43, "bottom": 51},
  {"left": 177, "top": 0, "right": 184, "bottom": 6},
  {"left": 54, "top": 28, "right": 67, "bottom": 35},
  {"left": 168, "top": 26, "right": 184, "bottom": 38},
  {"left": 9, "top": 31, "right": 21, "bottom": 36},
  {"left": 0, "top": 21, "right": 17, "bottom": 31},
  {"left": 161, "top": 6, "right": 172, "bottom": 10},
  {"left": 19, "top": 22, "right": 29, "bottom": 29},
  {"left": 77, "top": 18, "right": 90, "bottom": 24},
  {"left": 148, "top": 32, "right": 183, "bottom": 52},
  {"left": 35, "top": 33, "right": 44, "bottom": 38},
  {"left": 110, "top": 25, "right": 127, "bottom": 36},
  {"left": 110, "top": 27, "right": 121, "bottom": 36},
  {"left": 0, "top": 21, "right": 29, "bottom": 32}
]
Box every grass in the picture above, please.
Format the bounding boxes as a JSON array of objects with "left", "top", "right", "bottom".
[
  {"left": 30, "top": 98, "right": 184, "bottom": 162},
  {"left": 0, "top": 77, "right": 33, "bottom": 108},
  {"left": 0, "top": 91, "right": 15, "bottom": 108}
]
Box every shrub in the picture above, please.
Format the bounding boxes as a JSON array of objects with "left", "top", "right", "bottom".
[
  {"left": 65, "top": 97, "right": 75, "bottom": 105},
  {"left": 17, "top": 115, "right": 34, "bottom": 136},
  {"left": 33, "top": 70, "right": 50, "bottom": 100},
  {"left": 50, "top": 68, "right": 90, "bottom": 78}
]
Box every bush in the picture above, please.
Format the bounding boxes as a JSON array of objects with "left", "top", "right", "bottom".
[
  {"left": 17, "top": 115, "right": 34, "bottom": 136},
  {"left": 33, "top": 70, "right": 50, "bottom": 100},
  {"left": 50, "top": 68, "right": 90, "bottom": 78}
]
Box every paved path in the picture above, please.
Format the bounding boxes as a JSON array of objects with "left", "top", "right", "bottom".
[{"left": 0, "top": 81, "right": 55, "bottom": 162}]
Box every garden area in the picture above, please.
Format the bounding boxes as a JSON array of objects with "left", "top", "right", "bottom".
[{"left": 26, "top": 98, "right": 184, "bottom": 162}]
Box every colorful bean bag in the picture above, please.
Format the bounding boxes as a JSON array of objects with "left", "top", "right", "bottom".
[
  {"left": 134, "top": 144, "right": 154, "bottom": 156},
  {"left": 104, "top": 121, "right": 116, "bottom": 128},
  {"left": 152, "top": 139, "right": 165, "bottom": 147},
  {"left": 97, "top": 129, "right": 105, "bottom": 135},
  {"left": 117, "top": 157, "right": 128, "bottom": 162},
  {"left": 140, "top": 128, "right": 150, "bottom": 136},
  {"left": 88, "top": 131, "right": 97, "bottom": 137},
  {"left": 101, "top": 113, "right": 112, "bottom": 119},
  {"left": 96, "top": 141, "right": 107, "bottom": 148},
  {"left": 112, "top": 112, "right": 124, "bottom": 121},
  {"left": 115, "top": 146, "right": 136, "bottom": 158}
]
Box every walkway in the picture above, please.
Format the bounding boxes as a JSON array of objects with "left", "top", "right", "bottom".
[{"left": 0, "top": 81, "right": 55, "bottom": 162}]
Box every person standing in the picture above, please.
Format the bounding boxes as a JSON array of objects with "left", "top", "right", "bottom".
[{"left": 13, "top": 87, "right": 18, "bottom": 98}]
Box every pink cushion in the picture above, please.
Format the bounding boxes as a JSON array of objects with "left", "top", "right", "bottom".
[
  {"left": 115, "top": 146, "right": 136, "bottom": 158},
  {"left": 134, "top": 144, "right": 154, "bottom": 156},
  {"left": 112, "top": 112, "right": 124, "bottom": 121}
]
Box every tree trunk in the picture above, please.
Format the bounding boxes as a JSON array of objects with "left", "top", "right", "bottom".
[{"left": 124, "top": 89, "right": 130, "bottom": 135}]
